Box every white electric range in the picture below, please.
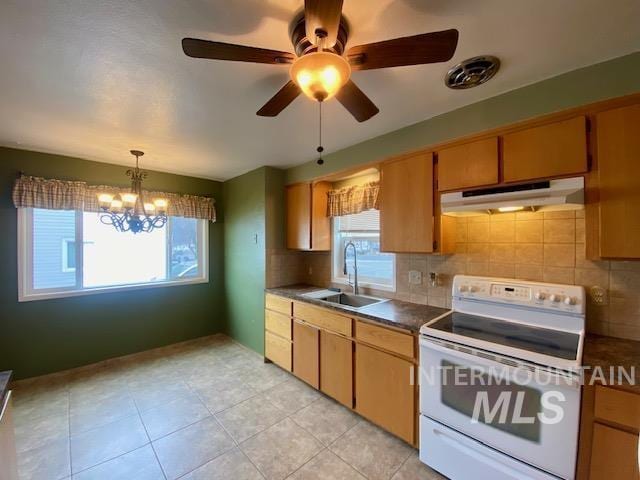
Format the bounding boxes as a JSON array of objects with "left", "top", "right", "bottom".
[{"left": 419, "top": 275, "right": 585, "bottom": 480}]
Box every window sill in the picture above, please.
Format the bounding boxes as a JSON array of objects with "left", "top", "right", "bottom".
[
  {"left": 18, "top": 276, "right": 209, "bottom": 302},
  {"left": 331, "top": 277, "right": 396, "bottom": 293}
]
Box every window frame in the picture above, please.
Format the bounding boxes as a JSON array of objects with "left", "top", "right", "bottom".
[
  {"left": 17, "top": 208, "right": 209, "bottom": 302},
  {"left": 330, "top": 212, "right": 396, "bottom": 293}
]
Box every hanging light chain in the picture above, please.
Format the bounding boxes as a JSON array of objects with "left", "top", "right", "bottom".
[{"left": 317, "top": 101, "right": 324, "bottom": 165}]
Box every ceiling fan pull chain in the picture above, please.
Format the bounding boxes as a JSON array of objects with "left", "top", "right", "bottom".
[{"left": 317, "top": 101, "right": 324, "bottom": 165}]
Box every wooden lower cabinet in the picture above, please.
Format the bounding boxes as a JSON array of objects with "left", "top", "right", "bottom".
[
  {"left": 0, "top": 391, "right": 19, "bottom": 480},
  {"left": 320, "top": 331, "right": 353, "bottom": 408},
  {"left": 265, "top": 331, "right": 292, "bottom": 372},
  {"left": 355, "top": 343, "right": 415, "bottom": 444},
  {"left": 293, "top": 321, "right": 319, "bottom": 388},
  {"left": 578, "top": 384, "right": 640, "bottom": 480},
  {"left": 589, "top": 423, "right": 639, "bottom": 480}
]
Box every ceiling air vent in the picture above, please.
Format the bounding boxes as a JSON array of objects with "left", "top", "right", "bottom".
[{"left": 445, "top": 55, "right": 500, "bottom": 89}]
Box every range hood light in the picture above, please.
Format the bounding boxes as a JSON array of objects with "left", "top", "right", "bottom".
[{"left": 497, "top": 206, "right": 524, "bottom": 213}]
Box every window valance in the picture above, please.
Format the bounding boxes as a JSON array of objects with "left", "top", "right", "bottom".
[
  {"left": 327, "top": 181, "right": 379, "bottom": 217},
  {"left": 12, "top": 175, "right": 217, "bottom": 222}
]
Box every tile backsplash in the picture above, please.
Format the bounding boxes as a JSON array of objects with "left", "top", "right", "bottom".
[{"left": 269, "top": 210, "right": 640, "bottom": 341}]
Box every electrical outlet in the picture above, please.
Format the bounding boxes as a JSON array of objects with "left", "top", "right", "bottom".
[
  {"left": 409, "top": 270, "right": 422, "bottom": 285},
  {"left": 308, "top": 266, "right": 313, "bottom": 276},
  {"left": 590, "top": 285, "right": 608, "bottom": 306}
]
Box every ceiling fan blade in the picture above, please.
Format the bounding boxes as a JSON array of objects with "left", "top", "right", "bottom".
[
  {"left": 305, "top": 0, "right": 344, "bottom": 48},
  {"left": 257, "top": 81, "right": 301, "bottom": 117},
  {"left": 182, "top": 38, "right": 294, "bottom": 65},
  {"left": 335, "top": 80, "right": 379, "bottom": 122},
  {"left": 346, "top": 29, "right": 459, "bottom": 71}
]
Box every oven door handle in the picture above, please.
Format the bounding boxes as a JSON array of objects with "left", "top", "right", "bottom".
[
  {"left": 420, "top": 335, "right": 581, "bottom": 388},
  {"left": 431, "top": 426, "right": 544, "bottom": 479}
]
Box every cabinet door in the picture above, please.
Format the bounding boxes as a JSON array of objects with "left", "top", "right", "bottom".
[
  {"left": 311, "top": 182, "right": 331, "bottom": 251},
  {"left": 355, "top": 344, "right": 415, "bottom": 444},
  {"left": 293, "top": 321, "right": 319, "bottom": 388},
  {"left": 380, "top": 152, "right": 434, "bottom": 253},
  {"left": 286, "top": 182, "right": 330, "bottom": 251},
  {"left": 503, "top": 116, "right": 587, "bottom": 183},
  {"left": 286, "top": 183, "right": 311, "bottom": 249},
  {"left": 438, "top": 137, "right": 499, "bottom": 191},
  {"left": 589, "top": 423, "right": 640, "bottom": 480},
  {"left": 596, "top": 104, "right": 640, "bottom": 258},
  {"left": 320, "top": 331, "right": 353, "bottom": 408}
]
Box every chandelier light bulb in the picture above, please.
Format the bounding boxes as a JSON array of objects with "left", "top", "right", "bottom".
[
  {"left": 120, "top": 193, "right": 138, "bottom": 209},
  {"left": 290, "top": 52, "right": 351, "bottom": 102},
  {"left": 144, "top": 202, "right": 156, "bottom": 212},
  {"left": 98, "top": 193, "right": 114, "bottom": 209},
  {"left": 110, "top": 199, "right": 123, "bottom": 213},
  {"left": 153, "top": 198, "right": 168, "bottom": 213}
]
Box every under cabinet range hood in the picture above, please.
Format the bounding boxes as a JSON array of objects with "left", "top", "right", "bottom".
[{"left": 441, "top": 177, "right": 584, "bottom": 216}]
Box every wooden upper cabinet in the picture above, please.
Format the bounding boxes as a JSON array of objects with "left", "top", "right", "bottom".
[
  {"left": 503, "top": 116, "right": 588, "bottom": 183},
  {"left": 438, "top": 137, "right": 499, "bottom": 191},
  {"left": 596, "top": 104, "right": 640, "bottom": 258},
  {"left": 380, "top": 152, "right": 434, "bottom": 253},
  {"left": 286, "top": 182, "right": 330, "bottom": 251}
]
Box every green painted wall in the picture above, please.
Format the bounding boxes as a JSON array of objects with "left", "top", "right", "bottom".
[
  {"left": 0, "top": 147, "right": 225, "bottom": 379},
  {"left": 287, "top": 52, "right": 640, "bottom": 184},
  {"left": 223, "top": 167, "right": 267, "bottom": 354},
  {"left": 223, "top": 166, "right": 286, "bottom": 355}
]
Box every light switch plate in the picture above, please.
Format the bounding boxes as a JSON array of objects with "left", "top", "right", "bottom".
[{"left": 409, "top": 270, "right": 422, "bottom": 285}]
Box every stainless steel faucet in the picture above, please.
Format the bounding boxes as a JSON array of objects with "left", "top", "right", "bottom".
[{"left": 343, "top": 241, "right": 359, "bottom": 295}]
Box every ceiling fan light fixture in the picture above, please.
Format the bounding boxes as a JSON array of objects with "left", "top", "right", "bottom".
[{"left": 290, "top": 52, "right": 351, "bottom": 102}]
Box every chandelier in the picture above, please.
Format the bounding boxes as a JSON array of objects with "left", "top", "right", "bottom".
[{"left": 97, "top": 150, "right": 168, "bottom": 233}]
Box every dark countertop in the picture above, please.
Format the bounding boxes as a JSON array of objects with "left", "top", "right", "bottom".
[
  {"left": 266, "top": 285, "right": 450, "bottom": 333},
  {"left": 583, "top": 334, "right": 640, "bottom": 393},
  {"left": 0, "top": 371, "right": 12, "bottom": 406}
]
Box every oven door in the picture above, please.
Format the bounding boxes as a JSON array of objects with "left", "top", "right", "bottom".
[{"left": 419, "top": 336, "right": 580, "bottom": 480}]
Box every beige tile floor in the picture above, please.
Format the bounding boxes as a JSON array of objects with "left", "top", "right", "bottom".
[{"left": 11, "top": 334, "right": 446, "bottom": 480}]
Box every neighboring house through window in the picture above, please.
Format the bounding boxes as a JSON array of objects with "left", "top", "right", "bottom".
[
  {"left": 332, "top": 209, "right": 395, "bottom": 291},
  {"left": 18, "top": 208, "right": 208, "bottom": 301}
]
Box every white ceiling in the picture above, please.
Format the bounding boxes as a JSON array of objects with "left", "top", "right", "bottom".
[{"left": 1, "top": 0, "right": 639, "bottom": 181}]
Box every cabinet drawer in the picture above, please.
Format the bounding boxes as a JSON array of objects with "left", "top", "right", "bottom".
[
  {"left": 265, "top": 310, "right": 291, "bottom": 340},
  {"left": 355, "top": 321, "right": 414, "bottom": 358},
  {"left": 265, "top": 294, "right": 292, "bottom": 316},
  {"left": 293, "top": 302, "right": 351, "bottom": 336},
  {"left": 594, "top": 385, "right": 640, "bottom": 430},
  {"left": 265, "top": 331, "right": 292, "bottom": 372}
]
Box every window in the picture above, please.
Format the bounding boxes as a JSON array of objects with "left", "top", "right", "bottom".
[
  {"left": 18, "top": 208, "right": 208, "bottom": 301},
  {"left": 332, "top": 209, "right": 395, "bottom": 291}
]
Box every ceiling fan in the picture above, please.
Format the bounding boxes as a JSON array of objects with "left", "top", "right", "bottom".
[{"left": 182, "top": 0, "right": 458, "bottom": 122}]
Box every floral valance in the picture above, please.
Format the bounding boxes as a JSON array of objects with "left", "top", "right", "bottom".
[
  {"left": 327, "top": 181, "right": 379, "bottom": 217},
  {"left": 12, "top": 175, "right": 217, "bottom": 222}
]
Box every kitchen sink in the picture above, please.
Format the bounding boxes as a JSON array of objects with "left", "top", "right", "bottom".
[{"left": 301, "top": 290, "right": 388, "bottom": 310}]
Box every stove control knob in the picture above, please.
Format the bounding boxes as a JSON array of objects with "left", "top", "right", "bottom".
[
  {"left": 469, "top": 286, "right": 478, "bottom": 293},
  {"left": 534, "top": 292, "right": 546, "bottom": 301},
  {"left": 458, "top": 285, "right": 468, "bottom": 293},
  {"left": 564, "top": 296, "right": 576, "bottom": 306},
  {"left": 549, "top": 294, "right": 561, "bottom": 303}
]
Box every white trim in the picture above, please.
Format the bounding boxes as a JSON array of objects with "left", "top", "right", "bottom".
[
  {"left": 17, "top": 208, "right": 210, "bottom": 302},
  {"left": 18, "top": 277, "right": 209, "bottom": 302}
]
